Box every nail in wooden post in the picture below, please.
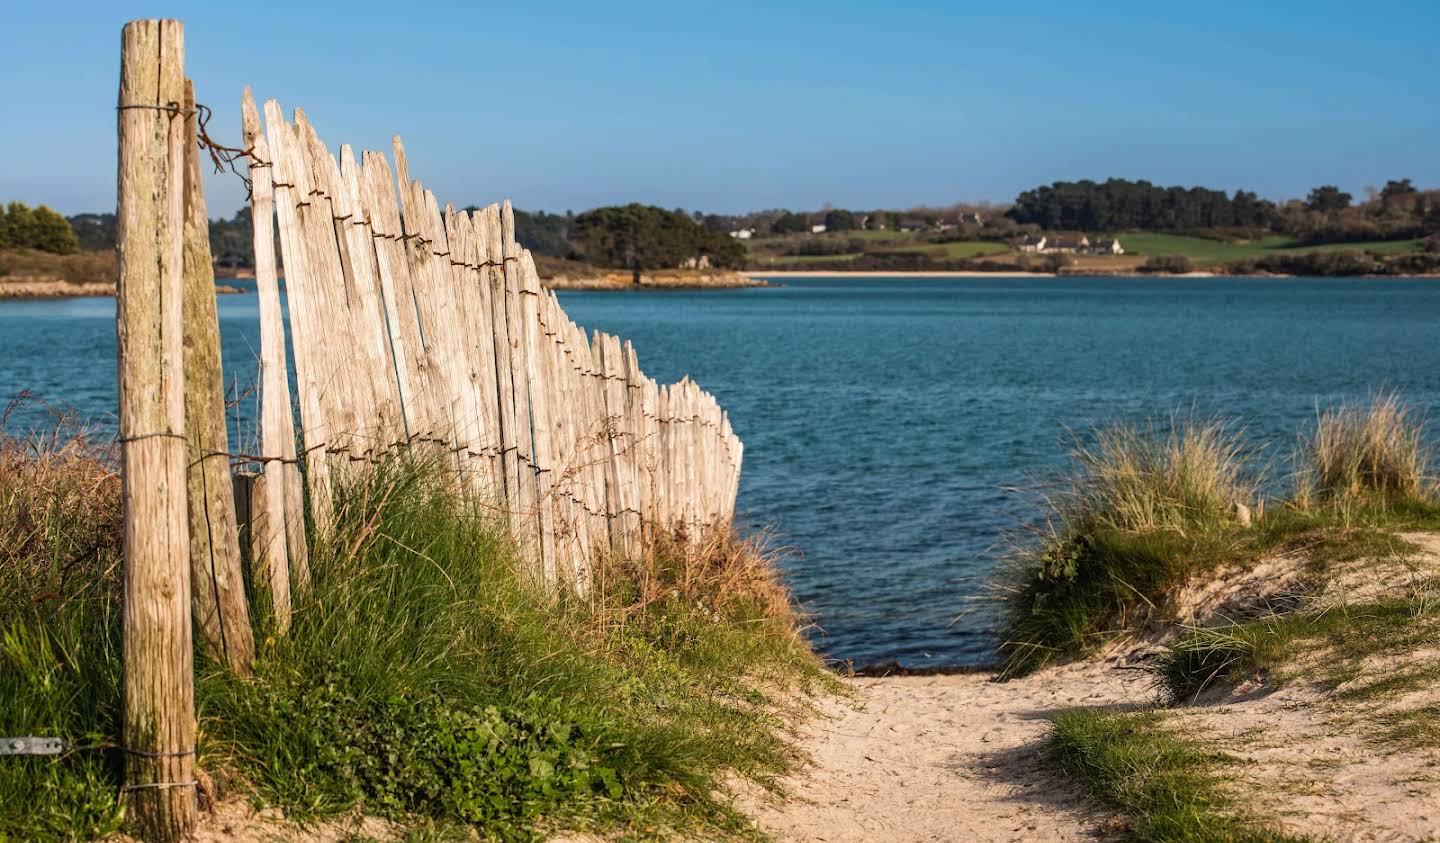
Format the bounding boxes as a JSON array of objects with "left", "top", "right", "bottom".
[{"left": 117, "top": 18, "right": 197, "bottom": 841}]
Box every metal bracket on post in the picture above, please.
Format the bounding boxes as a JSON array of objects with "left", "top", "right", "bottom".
[{"left": 0, "top": 737, "right": 67, "bottom": 756}]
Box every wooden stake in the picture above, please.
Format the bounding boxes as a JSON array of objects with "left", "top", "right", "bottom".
[
  {"left": 117, "top": 19, "right": 197, "bottom": 841},
  {"left": 180, "top": 78, "right": 254, "bottom": 674},
  {"left": 241, "top": 90, "right": 303, "bottom": 626}
]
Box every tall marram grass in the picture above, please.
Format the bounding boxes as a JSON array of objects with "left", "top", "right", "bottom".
[
  {"left": 996, "top": 415, "right": 1257, "bottom": 679},
  {"left": 1297, "top": 391, "right": 1433, "bottom": 507},
  {"left": 1045, "top": 416, "right": 1255, "bottom": 536},
  {"left": 999, "top": 393, "right": 1440, "bottom": 680},
  {"left": 0, "top": 429, "right": 821, "bottom": 840}
]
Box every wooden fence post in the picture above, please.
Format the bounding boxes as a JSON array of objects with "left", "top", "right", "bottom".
[
  {"left": 241, "top": 89, "right": 303, "bottom": 630},
  {"left": 117, "top": 18, "right": 197, "bottom": 841},
  {"left": 181, "top": 78, "right": 255, "bottom": 673}
]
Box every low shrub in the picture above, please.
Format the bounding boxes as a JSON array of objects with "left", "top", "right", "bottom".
[{"left": 1140, "top": 255, "right": 1194, "bottom": 274}]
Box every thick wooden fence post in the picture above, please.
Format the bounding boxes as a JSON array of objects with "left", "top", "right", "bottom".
[
  {"left": 117, "top": 18, "right": 197, "bottom": 841},
  {"left": 181, "top": 79, "right": 255, "bottom": 673}
]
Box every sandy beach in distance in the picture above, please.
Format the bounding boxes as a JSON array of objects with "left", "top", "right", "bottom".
[
  {"left": 744, "top": 270, "right": 1059, "bottom": 278},
  {"left": 745, "top": 270, "right": 1440, "bottom": 280}
]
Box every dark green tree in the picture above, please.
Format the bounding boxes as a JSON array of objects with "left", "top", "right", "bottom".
[
  {"left": 823, "top": 209, "right": 857, "bottom": 231},
  {"left": 1005, "top": 179, "right": 1279, "bottom": 232},
  {"left": 1380, "top": 179, "right": 1416, "bottom": 202},
  {"left": 31, "top": 206, "right": 78, "bottom": 254},
  {"left": 771, "top": 212, "right": 810, "bottom": 234},
  {"left": 1, "top": 202, "right": 78, "bottom": 254},
  {"left": 511, "top": 209, "right": 578, "bottom": 259},
  {"left": 1306, "top": 185, "right": 1352, "bottom": 213},
  {"left": 575, "top": 204, "right": 746, "bottom": 282},
  {"left": 68, "top": 212, "right": 117, "bottom": 251},
  {"left": 1, "top": 202, "right": 36, "bottom": 249}
]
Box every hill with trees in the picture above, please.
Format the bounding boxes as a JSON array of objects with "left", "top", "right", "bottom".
[{"left": 8, "top": 175, "right": 1440, "bottom": 288}]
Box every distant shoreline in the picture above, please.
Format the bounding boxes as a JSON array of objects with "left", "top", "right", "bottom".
[
  {"left": 745, "top": 270, "right": 1057, "bottom": 278},
  {"left": 0, "top": 277, "right": 245, "bottom": 300},
  {"left": 746, "top": 270, "right": 1440, "bottom": 280}
]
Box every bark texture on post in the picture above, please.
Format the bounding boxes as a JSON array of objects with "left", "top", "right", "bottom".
[
  {"left": 240, "top": 88, "right": 304, "bottom": 629},
  {"left": 181, "top": 78, "right": 255, "bottom": 673},
  {"left": 117, "top": 18, "right": 198, "bottom": 842}
]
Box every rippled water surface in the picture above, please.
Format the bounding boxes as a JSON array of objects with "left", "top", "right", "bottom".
[{"left": 5, "top": 276, "right": 1440, "bottom": 667}]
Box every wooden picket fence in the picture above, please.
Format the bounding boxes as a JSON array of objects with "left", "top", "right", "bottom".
[
  {"left": 239, "top": 94, "right": 744, "bottom": 608},
  {"left": 115, "top": 21, "right": 742, "bottom": 838}
]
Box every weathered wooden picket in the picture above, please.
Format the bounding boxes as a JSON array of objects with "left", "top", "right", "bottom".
[
  {"left": 115, "top": 19, "right": 743, "bottom": 840},
  {"left": 239, "top": 93, "right": 744, "bottom": 594}
]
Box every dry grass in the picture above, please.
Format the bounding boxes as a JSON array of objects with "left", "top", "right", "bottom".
[
  {"left": 591, "top": 524, "right": 803, "bottom": 635},
  {"left": 1046, "top": 414, "right": 1256, "bottom": 538},
  {"left": 1297, "top": 391, "right": 1433, "bottom": 506},
  {"left": 0, "top": 400, "right": 119, "bottom": 610}
]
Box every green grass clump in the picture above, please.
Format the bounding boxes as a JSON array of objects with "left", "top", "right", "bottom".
[
  {"left": 997, "top": 416, "right": 1257, "bottom": 678},
  {"left": 998, "top": 393, "right": 1440, "bottom": 680},
  {"left": 1, "top": 441, "right": 821, "bottom": 840},
  {"left": 1049, "top": 708, "right": 1306, "bottom": 843},
  {"left": 0, "top": 422, "right": 125, "bottom": 839},
  {"left": 1157, "top": 599, "right": 1440, "bottom": 706}
]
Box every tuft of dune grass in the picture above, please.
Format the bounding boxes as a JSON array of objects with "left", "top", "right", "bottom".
[
  {"left": 1297, "top": 390, "right": 1433, "bottom": 508},
  {"left": 995, "top": 415, "right": 1257, "bottom": 679},
  {"left": 1049, "top": 415, "right": 1256, "bottom": 537}
]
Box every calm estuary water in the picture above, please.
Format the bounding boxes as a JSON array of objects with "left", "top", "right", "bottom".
[{"left": 5, "top": 276, "right": 1440, "bottom": 667}]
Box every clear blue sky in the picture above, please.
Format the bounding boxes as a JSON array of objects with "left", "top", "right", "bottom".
[{"left": 2, "top": 1, "right": 1437, "bottom": 218}]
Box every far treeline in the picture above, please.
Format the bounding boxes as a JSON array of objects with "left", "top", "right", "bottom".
[
  {"left": 8, "top": 176, "right": 1440, "bottom": 277},
  {"left": 50, "top": 203, "right": 747, "bottom": 278},
  {"left": 1005, "top": 178, "right": 1439, "bottom": 244}
]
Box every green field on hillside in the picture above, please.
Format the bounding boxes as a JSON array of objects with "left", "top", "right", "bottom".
[
  {"left": 1120, "top": 233, "right": 1423, "bottom": 262},
  {"left": 760, "top": 252, "right": 862, "bottom": 265},
  {"left": 890, "top": 240, "right": 1011, "bottom": 259}
]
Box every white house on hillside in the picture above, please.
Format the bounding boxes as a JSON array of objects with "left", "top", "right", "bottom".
[
  {"left": 1020, "top": 234, "right": 1105, "bottom": 254},
  {"left": 1044, "top": 235, "right": 1089, "bottom": 253},
  {"left": 810, "top": 224, "right": 827, "bottom": 234},
  {"left": 729, "top": 228, "right": 754, "bottom": 239}
]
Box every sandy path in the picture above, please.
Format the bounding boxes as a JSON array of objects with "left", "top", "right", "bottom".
[{"left": 744, "top": 660, "right": 1153, "bottom": 842}]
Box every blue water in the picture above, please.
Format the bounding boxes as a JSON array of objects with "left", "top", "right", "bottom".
[{"left": 5, "top": 276, "right": 1440, "bottom": 667}]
